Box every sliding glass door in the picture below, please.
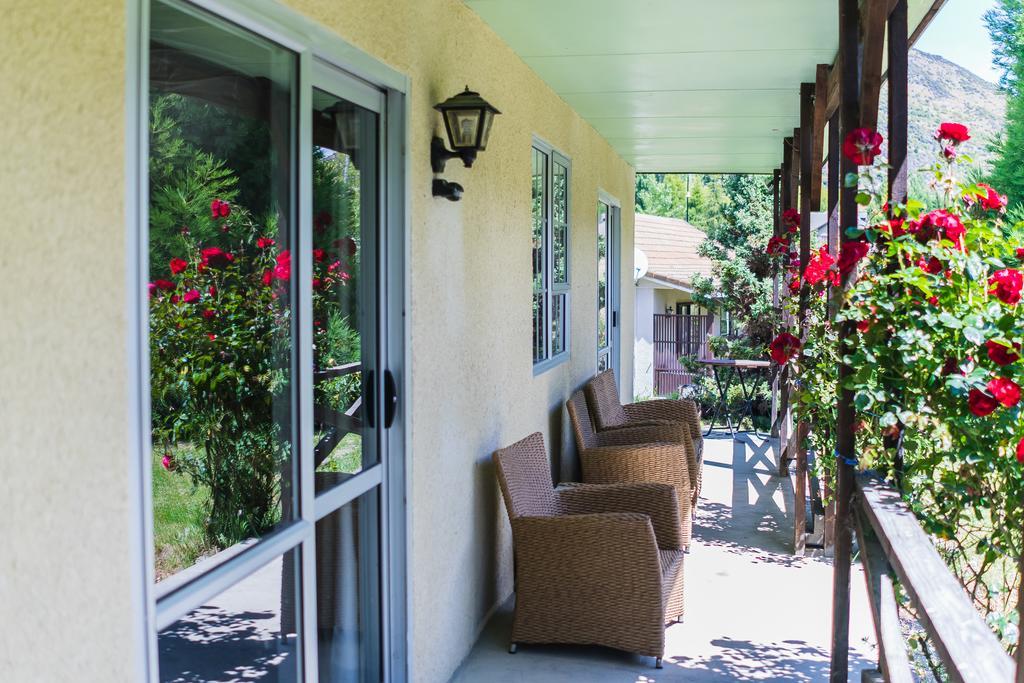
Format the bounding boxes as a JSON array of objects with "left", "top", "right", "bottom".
[{"left": 145, "top": 2, "right": 403, "bottom": 681}]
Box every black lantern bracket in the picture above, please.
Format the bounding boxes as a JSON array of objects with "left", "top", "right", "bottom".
[{"left": 431, "top": 136, "right": 477, "bottom": 173}]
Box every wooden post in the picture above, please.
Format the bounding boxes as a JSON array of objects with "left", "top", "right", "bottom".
[
  {"left": 794, "top": 82, "right": 815, "bottom": 554},
  {"left": 827, "top": 109, "right": 841, "bottom": 257},
  {"left": 831, "top": 0, "right": 861, "bottom": 678},
  {"left": 778, "top": 139, "right": 793, "bottom": 463},
  {"left": 1016, "top": 545, "right": 1024, "bottom": 683},
  {"left": 771, "top": 168, "right": 782, "bottom": 438},
  {"left": 888, "top": 0, "right": 909, "bottom": 207}
]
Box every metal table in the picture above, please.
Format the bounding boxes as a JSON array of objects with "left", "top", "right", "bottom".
[{"left": 697, "top": 359, "right": 772, "bottom": 438}]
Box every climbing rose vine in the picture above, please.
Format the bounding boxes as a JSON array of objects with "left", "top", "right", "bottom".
[{"left": 772, "top": 120, "right": 1024, "bottom": 650}]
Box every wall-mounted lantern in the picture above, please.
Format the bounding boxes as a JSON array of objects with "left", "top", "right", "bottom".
[{"left": 431, "top": 86, "right": 501, "bottom": 201}]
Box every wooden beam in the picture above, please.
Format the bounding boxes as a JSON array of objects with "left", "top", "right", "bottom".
[
  {"left": 781, "top": 137, "right": 794, "bottom": 212},
  {"left": 795, "top": 82, "right": 815, "bottom": 555},
  {"left": 826, "top": 54, "right": 842, "bottom": 120},
  {"left": 860, "top": 0, "right": 889, "bottom": 130},
  {"left": 827, "top": 110, "right": 841, "bottom": 257},
  {"left": 811, "top": 65, "right": 830, "bottom": 209},
  {"left": 790, "top": 129, "right": 801, "bottom": 209},
  {"left": 888, "top": 0, "right": 909, "bottom": 207},
  {"left": 831, "top": 0, "right": 861, "bottom": 678}
]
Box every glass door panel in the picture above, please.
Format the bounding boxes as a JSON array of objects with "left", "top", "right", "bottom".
[
  {"left": 148, "top": 0, "right": 299, "bottom": 582},
  {"left": 310, "top": 83, "right": 380, "bottom": 492}
]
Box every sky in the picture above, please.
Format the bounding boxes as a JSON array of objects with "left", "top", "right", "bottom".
[{"left": 916, "top": 0, "right": 1000, "bottom": 83}]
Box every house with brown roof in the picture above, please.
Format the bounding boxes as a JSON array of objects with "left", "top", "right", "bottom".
[{"left": 633, "top": 213, "right": 724, "bottom": 397}]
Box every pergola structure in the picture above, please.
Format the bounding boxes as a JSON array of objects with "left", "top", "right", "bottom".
[{"left": 472, "top": 0, "right": 1021, "bottom": 680}]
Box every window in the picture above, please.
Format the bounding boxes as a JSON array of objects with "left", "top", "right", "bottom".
[{"left": 532, "top": 141, "right": 570, "bottom": 371}]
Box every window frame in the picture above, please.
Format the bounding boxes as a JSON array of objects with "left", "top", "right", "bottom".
[
  {"left": 531, "top": 136, "right": 571, "bottom": 375},
  {"left": 127, "top": 1, "right": 410, "bottom": 681}
]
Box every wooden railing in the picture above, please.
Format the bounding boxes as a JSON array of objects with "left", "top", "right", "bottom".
[
  {"left": 851, "top": 473, "right": 1015, "bottom": 682},
  {"left": 652, "top": 313, "right": 713, "bottom": 395},
  {"left": 313, "top": 361, "right": 362, "bottom": 468}
]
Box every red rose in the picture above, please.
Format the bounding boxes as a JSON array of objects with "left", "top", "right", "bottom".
[
  {"left": 1017, "top": 247, "right": 1024, "bottom": 259},
  {"left": 261, "top": 270, "right": 273, "bottom": 286},
  {"left": 927, "top": 295, "right": 939, "bottom": 306},
  {"left": 202, "top": 309, "right": 215, "bottom": 319},
  {"left": 857, "top": 320, "right": 871, "bottom": 333},
  {"left": 986, "top": 341, "right": 1020, "bottom": 366},
  {"left": 769, "top": 332, "right": 802, "bottom": 365},
  {"left": 767, "top": 235, "right": 790, "bottom": 256},
  {"left": 169, "top": 257, "right": 188, "bottom": 275},
  {"left": 152, "top": 279, "right": 175, "bottom": 291},
  {"left": 182, "top": 289, "right": 201, "bottom": 304},
  {"left": 273, "top": 250, "right": 291, "bottom": 281},
  {"left": 787, "top": 275, "right": 800, "bottom": 295},
  {"left": 804, "top": 245, "right": 838, "bottom": 286},
  {"left": 915, "top": 210, "right": 965, "bottom": 249},
  {"left": 208, "top": 285, "right": 217, "bottom": 298},
  {"left": 257, "top": 237, "right": 276, "bottom": 249},
  {"left": 201, "top": 247, "right": 235, "bottom": 269},
  {"left": 170, "top": 294, "right": 180, "bottom": 304},
  {"left": 918, "top": 256, "right": 943, "bottom": 275},
  {"left": 338, "top": 270, "right": 351, "bottom": 282},
  {"left": 207, "top": 333, "right": 217, "bottom": 341},
  {"left": 838, "top": 240, "right": 871, "bottom": 275},
  {"left": 161, "top": 454, "right": 173, "bottom": 470},
  {"left": 842, "top": 128, "right": 883, "bottom": 166},
  {"left": 943, "top": 145, "right": 957, "bottom": 161},
  {"left": 989, "top": 268, "right": 1023, "bottom": 304},
  {"left": 936, "top": 122, "right": 970, "bottom": 144},
  {"left": 313, "top": 248, "right": 326, "bottom": 263},
  {"left": 988, "top": 377, "right": 1021, "bottom": 407},
  {"left": 966, "top": 183, "right": 1008, "bottom": 213},
  {"left": 1016, "top": 437, "right": 1024, "bottom": 464},
  {"left": 782, "top": 208, "right": 801, "bottom": 232},
  {"left": 968, "top": 389, "right": 1000, "bottom": 416},
  {"left": 210, "top": 198, "right": 231, "bottom": 219}
]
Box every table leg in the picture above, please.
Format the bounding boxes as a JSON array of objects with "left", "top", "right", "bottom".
[{"left": 704, "top": 365, "right": 736, "bottom": 437}]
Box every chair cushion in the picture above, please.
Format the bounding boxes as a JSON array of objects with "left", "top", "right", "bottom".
[{"left": 586, "top": 370, "right": 629, "bottom": 430}]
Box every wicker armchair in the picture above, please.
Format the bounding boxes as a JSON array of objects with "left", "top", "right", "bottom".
[
  {"left": 494, "top": 432, "right": 685, "bottom": 667},
  {"left": 585, "top": 369, "right": 704, "bottom": 507},
  {"left": 567, "top": 390, "right": 696, "bottom": 548}
]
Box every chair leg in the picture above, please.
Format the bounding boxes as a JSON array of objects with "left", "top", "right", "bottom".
[
  {"left": 655, "top": 657, "right": 664, "bottom": 669},
  {"left": 508, "top": 642, "right": 518, "bottom": 654}
]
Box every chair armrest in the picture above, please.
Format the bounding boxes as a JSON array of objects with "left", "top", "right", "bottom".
[
  {"left": 556, "top": 483, "right": 683, "bottom": 550},
  {"left": 626, "top": 399, "right": 702, "bottom": 441},
  {"left": 595, "top": 421, "right": 689, "bottom": 447}
]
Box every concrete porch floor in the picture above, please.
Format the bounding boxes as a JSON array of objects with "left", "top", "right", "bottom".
[{"left": 451, "top": 432, "right": 877, "bottom": 682}]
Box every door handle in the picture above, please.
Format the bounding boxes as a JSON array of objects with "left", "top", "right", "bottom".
[
  {"left": 384, "top": 369, "right": 399, "bottom": 429},
  {"left": 364, "top": 369, "right": 376, "bottom": 429},
  {"left": 612, "top": 311, "right": 618, "bottom": 328}
]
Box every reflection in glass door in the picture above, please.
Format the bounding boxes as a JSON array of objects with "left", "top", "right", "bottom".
[
  {"left": 146, "top": 2, "right": 401, "bottom": 681},
  {"left": 308, "top": 68, "right": 386, "bottom": 683}
]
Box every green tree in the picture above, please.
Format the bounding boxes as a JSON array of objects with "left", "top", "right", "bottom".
[{"left": 985, "top": 1, "right": 1024, "bottom": 206}]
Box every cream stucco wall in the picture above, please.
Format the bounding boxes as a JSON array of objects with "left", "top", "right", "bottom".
[
  {"left": 1, "top": 1, "right": 635, "bottom": 681},
  {"left": 1, "top": 1, "right": 144, "bottom": 681},
  {"left": 282, "top": 3, "right": 635, "bottom": 680}
]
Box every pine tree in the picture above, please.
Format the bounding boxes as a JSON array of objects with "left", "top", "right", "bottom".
[{"left": 984, "top": 0, "right": 1024, "bottom": 206}]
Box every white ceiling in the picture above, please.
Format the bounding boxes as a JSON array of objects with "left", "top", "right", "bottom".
[{"left": 465, "top": 0, "right": 943, "bottom": 173}]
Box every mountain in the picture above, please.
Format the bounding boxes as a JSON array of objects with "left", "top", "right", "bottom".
[{"left": 879, "top": 49, "right": 1006, "bottom": 175}]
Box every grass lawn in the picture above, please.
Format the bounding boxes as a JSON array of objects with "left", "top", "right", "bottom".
[{"left": 152, "top": 446, "right": 215, "bottom": 581}]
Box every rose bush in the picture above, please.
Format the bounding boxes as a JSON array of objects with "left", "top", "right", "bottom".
[
  {"left": 771, "top": 121, "right": 1024, "bottom": 650},
  {"left": 150, "top": 195, "right": 357, "bottom": 546}
]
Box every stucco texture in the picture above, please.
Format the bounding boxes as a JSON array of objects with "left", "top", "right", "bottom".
[
  {"left": 1, "top": 0, "right": 635, "bottom": 681},
  {"left": 0, "top": 1, "right": 142, "bottom": 681},
  {"left": 285, "top": 1, "right": 635, "bottom": 680}
]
